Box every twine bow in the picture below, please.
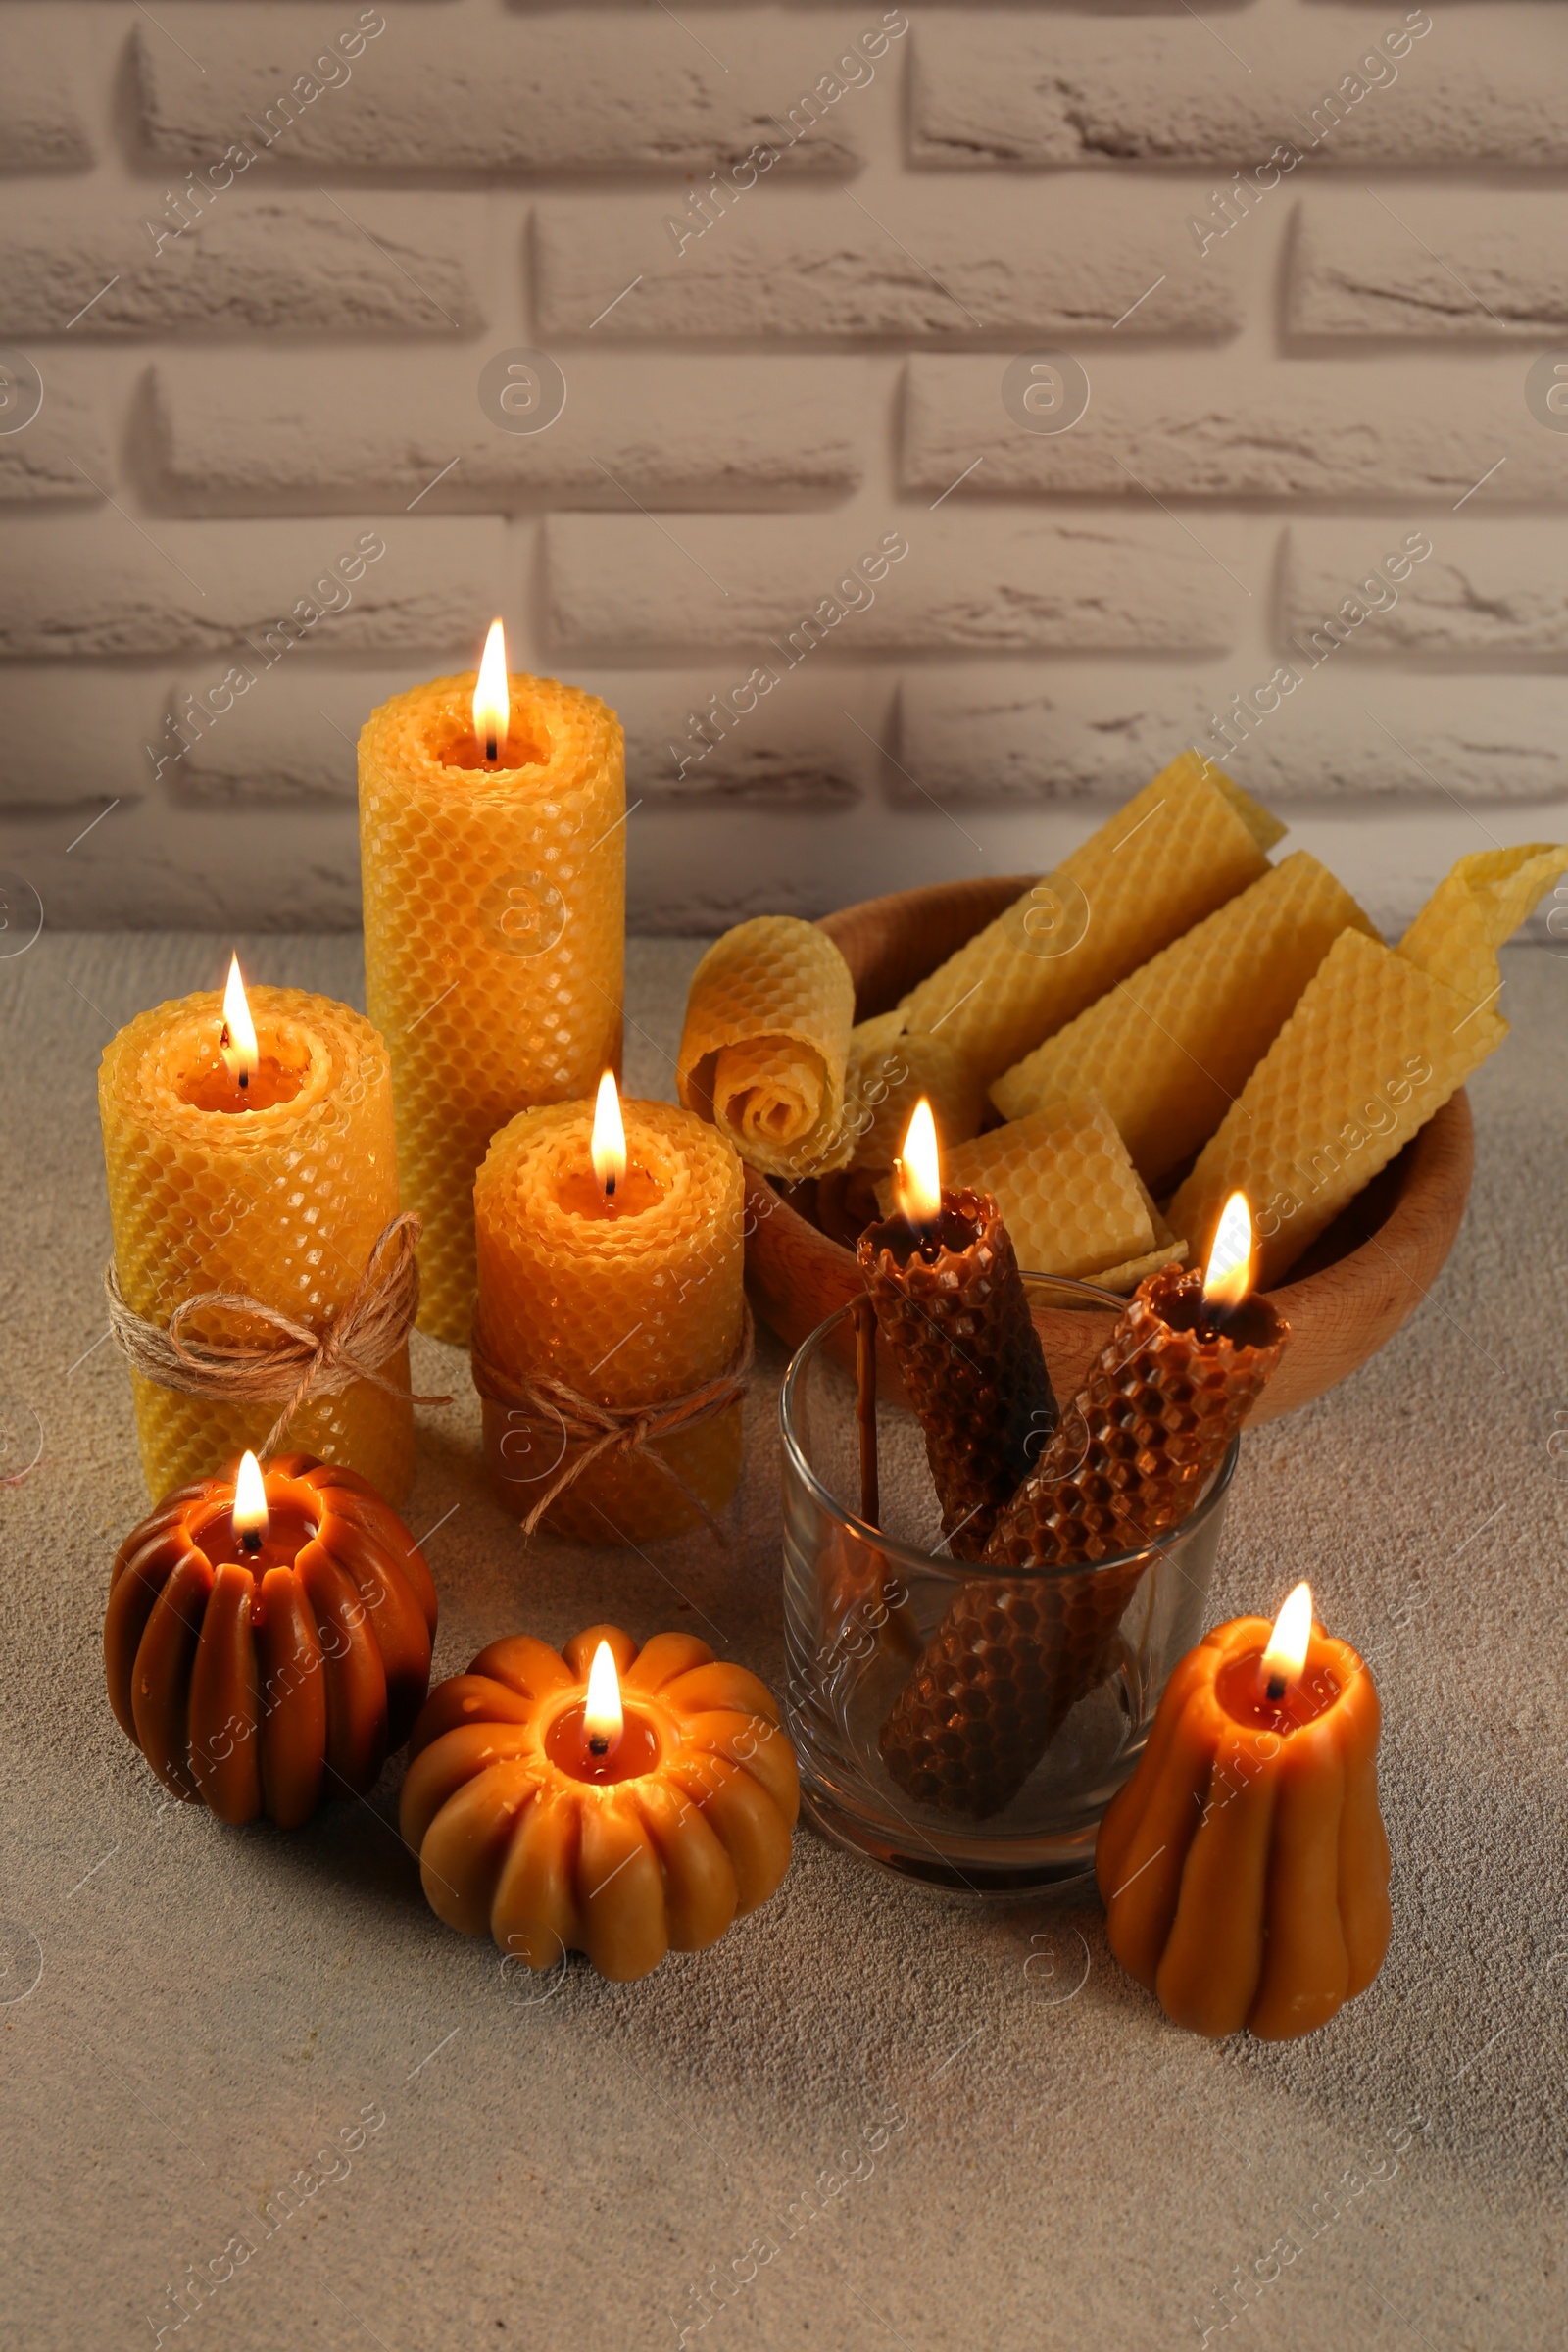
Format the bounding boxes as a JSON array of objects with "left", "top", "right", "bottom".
[
  {"left": 469, "top": 1304, "right": 754, "bottom": 1542},
  {"left": 105, "top": 1210, "right": 450, "bottom": 1459}
]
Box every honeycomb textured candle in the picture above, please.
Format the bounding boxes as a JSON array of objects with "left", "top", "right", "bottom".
[
  {"left": 360, "top": 671, "right": 624, "bottom": 1346},
  {"left": 473, "top": 1100, "right": 745, "bottom": 1543},
  {"left": 99, "top": 988, "right": 413, "bottom": 1504}
]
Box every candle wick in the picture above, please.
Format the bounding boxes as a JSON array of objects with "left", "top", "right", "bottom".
[
  {"left": 237, "top": 1069, "right": 248, "bottom": 1092},
  {"left": 486, "top": 732, "right": 498, "bottom": 762},
  {"left": 588, "top": 1734, "right": 610, "bottom": 1756},
  {"left": 1265, "top": 1672, "right": 1286, "bottom": 1702},
  {"left": 241, "top": 1529, "right": 263, "bottom": 1555},
  {"left": 604, "top": 1172, "right": 617, "bottom": 1201}
]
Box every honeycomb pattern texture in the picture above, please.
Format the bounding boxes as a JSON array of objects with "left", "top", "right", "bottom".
[
  {"left": 677, "top": 915, "right": 855, "bottom": 1180},
  {"left": 842, "top": 1012, "right": 985, "bottom": 1172},
  {"left": 991, "top": 851, "right": 1378, "bottom": 1187},
  {"left": 893, "top": 754, "right": 1285, "bottom": 1084},
  {"left": 1169, "top": 927, "right": 1498, "bottom": 1289},
  {"left": 858, "top": 1189, "right": 1057, "bottom": 1561},
  {"left": 879, "top": 1263, "right": 1287, "bottom": 1818},
  {"left": 99, "top": 986, "right": 413, "bottom": 1505},
  {"left": 473, "top": 1099, "right": 745, "bottom": 1544},
  {"left": 940, "top": 1094, "right": 1154, "bottom": 1282},
  {"left": 360, "top": 670, "right": 625, "bottom": 1347}
]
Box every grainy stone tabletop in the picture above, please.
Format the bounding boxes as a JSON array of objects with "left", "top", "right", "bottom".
[{"left": 2, "top": 932, "right": 1564, "bottom": 2352}]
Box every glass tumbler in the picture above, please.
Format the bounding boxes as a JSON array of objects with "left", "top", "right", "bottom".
[{"left": 780, "top": 1274, "right": 1238, "bottom": 1890}]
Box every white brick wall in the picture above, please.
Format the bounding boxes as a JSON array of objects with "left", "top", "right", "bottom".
[{"left": 2, "top": 0, "right": 1565, "bottom": 936}]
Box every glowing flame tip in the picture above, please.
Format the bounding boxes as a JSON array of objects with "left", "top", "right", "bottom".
[
  {"left": 895, "top": 1098, "right": 942, "bottom": 1227},
  {"left": 1261, "top": 1580, "right": 1313, "bottom": 1691},
  {"left": 231, "top": 1449, "right": 269, "bottom": 1545},
  {"left": 1202, "top": 1191, "right": 1253, "bottom": 1313},
  {"left": 473, "top": 617, "right": 509, "bottom": 761},
  {"left": 591, "top": 1069, "right": 626, "bottom": 1197},
  {"left": 220, "top": 952, "right": 258, "bottom": 1086},
  {"left": 583, "top": 1641, "right": 623, "bottom": 1751}
]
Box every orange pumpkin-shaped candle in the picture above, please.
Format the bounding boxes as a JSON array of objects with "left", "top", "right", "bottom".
[
  {"left": 401, "top": 1625, "right": 798, "bottom": 1983},
  {"left": 1096, "top": 1583, "right": 1391, "bottom": 2041},
  {"left": 105, "top": 1451, "right": 437, "bottom": 1829}
]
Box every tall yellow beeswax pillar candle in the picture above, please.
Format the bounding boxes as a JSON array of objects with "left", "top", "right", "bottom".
[
  {"left": 472, "top": 1077, "right": 746, "bottom": 1544},
  {"left": 99, "top": 959, "right": 414, "bottom": 1503},
  {"left": 360, "top": 624, "right": 625, "bottom": 1346}
]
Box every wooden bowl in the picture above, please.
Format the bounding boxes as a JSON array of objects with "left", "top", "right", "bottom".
[{"left": 743, "top": 876, "right": 1474, "bottom": 1423}]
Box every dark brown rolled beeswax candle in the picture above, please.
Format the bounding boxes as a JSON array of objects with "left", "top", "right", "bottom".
[
  {"left": 858, "top": 1186, "right": 1056, "bottom": 1560},
  {"left": 879, "top": 1261, "right": 1288, "bottom": 1818}
]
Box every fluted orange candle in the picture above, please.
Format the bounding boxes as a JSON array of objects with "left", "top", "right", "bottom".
[
  {"left": 99, "top": 960, "right": 413, "bottom": 1503},
  {"left": 401, "top": 1624, "right": 797, "bottom": 1982},
  {"left": 360, "top": 624, "right": 625, "bottom": 1346},
  {"left": 472, "top": 1076, "right": 746, "bottom": 1544},
  {"left": 1097, "top": 1582, "right": 1391, "bottom": 2040}
]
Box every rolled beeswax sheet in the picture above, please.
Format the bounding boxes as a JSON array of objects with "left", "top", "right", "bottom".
[
  {"left": 677, "top": 916, "right": 855, "bottom": 1180},
  {"left": 1168, "top": 930, "right": 1495, "bottom": 1287},
  {"left": 99, "top": 987, "right": 413, "bottom": 1503},
  {"left": 1171, "top": 842, "right": 1568, "bottom": 1286},
  {"left": 360, "top": 671, "right": 624, "bottom": 1348},
  {"left": 991, "top": 852, "right": 1377, "bottom": 1187},
  {"left": 879, "top": 1094, "right": 1154, "bottom": 1282},
  {"left": 841, "top": 1012, "right": 985, "bottom": 1172},
  {"left": 893, "top": 754, "right": 1285, "bottom": 1086}
]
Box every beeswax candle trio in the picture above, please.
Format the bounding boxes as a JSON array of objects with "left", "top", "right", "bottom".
[{"left": 98, "top": 624, "right": 746, "bottom": 1547}]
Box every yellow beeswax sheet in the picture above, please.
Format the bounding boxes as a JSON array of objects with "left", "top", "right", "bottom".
[
  {"left": 879, "top": 1094, "right": 1155, "bottom": 1282},
  {"left": 1169, "top": 843, "right": 1568, "bottom": 1285},
  {"left": 677, "top": 915, "right": 856, "bottom": 1179},
  {"left": 841, "top": 1011, "right": 986, "bottom": 1172},
  {"left": 991, "top": 852, "right": 1377, "bottom": 1187},
  {"left": 891, "top": 754, "right": 1285, "bottom": 1086}
]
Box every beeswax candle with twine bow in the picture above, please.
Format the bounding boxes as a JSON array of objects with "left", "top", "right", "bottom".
[
  {"left": 472, "top": 1074, "right": 748, "bottom": 1544},
  {"left": 360, "top": 622, "right": 625, "bottom": 1346},
  {"left": 98, "top": 957, "right": 415, "bottom": 1504}
]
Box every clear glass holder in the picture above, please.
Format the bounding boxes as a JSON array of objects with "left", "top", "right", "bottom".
[{"left": 780, "top": 1274, "right": 1239, "bottom": 1893}]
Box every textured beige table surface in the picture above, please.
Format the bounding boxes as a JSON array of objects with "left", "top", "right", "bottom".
[{"left": 2, "top": 933, "right": 1564, "bottom": 2352}]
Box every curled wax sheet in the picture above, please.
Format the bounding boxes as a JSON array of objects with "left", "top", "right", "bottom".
[
  {"left": 677, "top": 915, "right": 855, "bottom": 1180},
  {"left": 991, "top": 851, "right": 1377, "bottom": 1189},
  {"left": 892, "top": 753, "right": 1284, "bottom": 1087}
]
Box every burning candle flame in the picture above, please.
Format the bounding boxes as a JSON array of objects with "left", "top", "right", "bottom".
[
  {"left": 591, "top": 1069, "right": 625, "bottom": 1199},
  {"left": 232, "top": 1448, "right": 269, "bottom": 1553},
  {"left": 895, "top": 1098, "right": 942, "bottom": 1227},
  {"left": 220, "top": 952, "right": 258, "bottom": 1091},
  {"left": 473, "top": 617, "right": 509, "bottom": 762},
  {"left": 1261, "top": 1580, "right": 1313, "bottom": 1697},
  {"left": 583, "top": 1640, "right": 623, "bottom": 1755},
  {"left": 1202, "top": 1191, "right": 1254, "bottom": 1314}
]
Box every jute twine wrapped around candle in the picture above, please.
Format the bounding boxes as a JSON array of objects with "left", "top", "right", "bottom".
[
  {"left": 105, "top": 1212, "right": 451, "bottom": 1463},
  {"left": 469, "top": 1304, "right": 755, "bottom": 1541}
]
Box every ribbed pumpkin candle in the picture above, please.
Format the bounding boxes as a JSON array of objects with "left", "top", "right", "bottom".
[
  {"left": 472, "top": 1079, "right": 746, "bottom": 1544},
  {"left": 98, "top": 966, "right": 413, "bottom": 1503},
  {"left": 359, "top": 626, "right": 625, "bottom": 1346}
]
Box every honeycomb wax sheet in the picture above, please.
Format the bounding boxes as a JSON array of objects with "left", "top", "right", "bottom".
[
  {"left": 991, "top": 852, "right": 1377, "bottom": 1189},
  {"left": 893, "top": 753, "right": 1284, "bottom": 1086}
]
